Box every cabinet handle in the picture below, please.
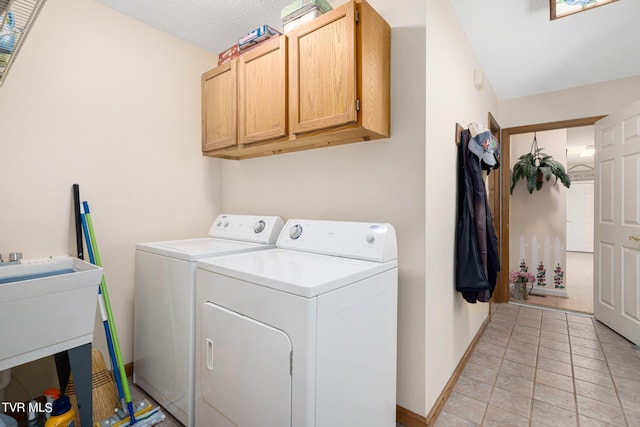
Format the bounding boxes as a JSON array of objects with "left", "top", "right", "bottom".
[{"left": 629, "top": 236, "right": 640, "bottom": 242}]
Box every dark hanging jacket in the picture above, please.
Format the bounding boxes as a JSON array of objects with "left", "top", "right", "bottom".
[{"left": 455, "top": 129, "right": 500, "bottom": 303}]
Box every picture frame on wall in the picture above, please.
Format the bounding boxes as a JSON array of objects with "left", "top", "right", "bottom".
[{"left": 550, "top": 0, "right": 618, "bottom": 20}]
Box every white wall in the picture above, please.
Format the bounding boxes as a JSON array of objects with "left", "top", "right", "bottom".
[
  {"left": 499, "top": 75, "right": 640, "bottom": 128},
  {"left": 0, "top": 0, "right": 219, "bottom": 400},
  {"left": 219, "top": 0, "right": 427, "bottom": 413},
  {"left": 425, "top": 0, "right": 499, "bottom": 414}
]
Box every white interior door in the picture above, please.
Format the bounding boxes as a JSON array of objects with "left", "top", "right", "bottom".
[
  {"left": 566, "top": 181, "right": 594, "bottom": 252},
  {"left": 200, "top": 302, "right": 292, "bottom": 427},
  {"left": 594, "top": 100, "right": 640, "bottom": 345}
]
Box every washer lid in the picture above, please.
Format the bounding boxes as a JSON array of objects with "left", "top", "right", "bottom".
[
  {"left": 197, "top": 249, "right": 398, "bottom": 298},
  {"left": 136, "top": 238, "right": 273, "bottom": 261}
]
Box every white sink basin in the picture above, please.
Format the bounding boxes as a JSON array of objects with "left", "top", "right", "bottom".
[{"left": 0, "top": 256, "right": 103, "bottom": 370}]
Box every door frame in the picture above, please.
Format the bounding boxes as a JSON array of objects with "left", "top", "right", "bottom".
[{"left": 494, "top": 115, "right": 607, "bottom": 303}]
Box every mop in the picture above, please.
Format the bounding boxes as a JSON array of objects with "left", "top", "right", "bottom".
[{"left": 80, "top": 201, "right": 165, "bottom": 427}]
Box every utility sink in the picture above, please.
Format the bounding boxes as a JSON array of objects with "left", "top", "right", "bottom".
[{"left": 0, "top": 256, "right": 103, "bottom": 370}]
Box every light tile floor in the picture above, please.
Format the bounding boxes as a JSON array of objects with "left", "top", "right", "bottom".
[{"left": 434, "top": 303, "right": 640, "bottom": 426}]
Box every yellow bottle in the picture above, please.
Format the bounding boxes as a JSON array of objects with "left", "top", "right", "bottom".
[{"left": 44, "top": 396, "right": 75, "bottom": 427}]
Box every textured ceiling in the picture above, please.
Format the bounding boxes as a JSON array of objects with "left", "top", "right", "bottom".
[
  {"left": 94, "top": 0, "right": 295, "bottom": 55},
  {"left": 95, "top": 0, "right": 640, "bottom": 100}
]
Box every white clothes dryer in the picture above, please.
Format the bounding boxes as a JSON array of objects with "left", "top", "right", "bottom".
[
  {"left": 133, "top": 214, "right": 284, "bottom": 427},
  {"left": 195, "top": 219, "right": 398, "bottom": 427}
]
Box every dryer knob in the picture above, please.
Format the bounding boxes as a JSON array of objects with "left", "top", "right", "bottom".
[
  {"left": 223, "top": 221, "right": 229, "bottom": 228},
  {"left": 366, "top": 234, "right": 375, "bottom": 244},
  {"left": 289, "top": 224, "right": 303, "bottom": 240},
  {"left": 254, "top": 220, "right": 266, "bottom": 233},
  {"left": 216, "top": 221, "right": 222, "bottom": 227}
]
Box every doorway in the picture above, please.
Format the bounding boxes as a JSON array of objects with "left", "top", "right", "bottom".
[
  {"left": 495, "top": 116, "right": 606, "bottom": 310},
  {"left": 508, "top": 127, "right": 595, "bottom": 313}
]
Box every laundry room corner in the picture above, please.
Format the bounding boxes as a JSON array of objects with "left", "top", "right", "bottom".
[{"left": 0, "top": 0, "right": 221, "bottom": 401}]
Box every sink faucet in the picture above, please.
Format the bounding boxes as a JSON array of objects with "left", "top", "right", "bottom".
[{"left": 0, "top": 252, "right": 22, "bottom": 267}]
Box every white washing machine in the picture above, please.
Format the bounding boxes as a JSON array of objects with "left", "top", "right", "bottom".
[
  {"left": 195, "top": 219, "right": 398, "bottom": 427},
  {"left": 133, "top": 214, "right": 284, "bottom": 427}
]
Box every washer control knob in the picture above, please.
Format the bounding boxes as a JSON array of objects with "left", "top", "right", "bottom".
[
  {"left": 216, "top": 221, "right": 222, "bottom": 227},
  {"left": 289, "top": 224, "right": 303, "bottom": 240},
  {"left": 223, "top": 221, "right": 229, "bottom": 228},
  {"left": 254, "top": 220, "right": 266, "bottom": 233},
  {"left": 366, "top": 234, "right": 375, "bottom": 244}
]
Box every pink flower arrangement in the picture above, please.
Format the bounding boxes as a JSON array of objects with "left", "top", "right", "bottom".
[{"left": 509, "top": 270, "right": 536, "bottom": 284}]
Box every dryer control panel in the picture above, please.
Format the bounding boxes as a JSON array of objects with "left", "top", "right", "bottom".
[
  {"left": 208, "top": 214, "right": 284, "bottom": 244},
  {"left": 277, "top": 219, "right": 397, "bottom": 262}
]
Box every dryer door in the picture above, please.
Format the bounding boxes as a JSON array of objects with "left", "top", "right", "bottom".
[{"left": 201, "top": 302, "right": 292, "bottom": 427}]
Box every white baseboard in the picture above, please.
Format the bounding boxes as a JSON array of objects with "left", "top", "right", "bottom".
[{"left": 529, "top": 287, "right": 568, "bottom": 297}]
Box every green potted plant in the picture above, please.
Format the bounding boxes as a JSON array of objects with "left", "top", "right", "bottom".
[{"left": 510, "top": 133, "right": 571, "bottom": 194}]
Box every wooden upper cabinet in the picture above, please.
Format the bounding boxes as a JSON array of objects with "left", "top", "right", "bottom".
[
  {"left": 201, "top": 0, "right": 390, "bottom": 159},
  {"left": 238, "top": 36, "right": 288, "bottom": 145},
  {"left": 288, "top": 3, "right": 357, "bottom": 134},
  {"left": 287, "top": 0, "right": 390, "bottom": 144},
  {"left": 202, "top": 61, "right": 237, "bottom": 152},
  {"left": 202, "top": 36, "right": 287, "bottom": 155}
]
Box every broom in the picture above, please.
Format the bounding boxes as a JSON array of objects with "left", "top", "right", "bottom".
[{"left": 64, "top": 349, "right": 119, "bottom": 427}]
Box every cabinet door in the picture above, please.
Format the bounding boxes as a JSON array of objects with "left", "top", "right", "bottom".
[
  {"left": 202, "top": 61, "right": 237, "bottom": 152},
  {"left": 289, "top": 2, "right": 357, "bottom": 135},
  {"left": 238, "top": 36, "right": 287, "bottom": 145}
]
